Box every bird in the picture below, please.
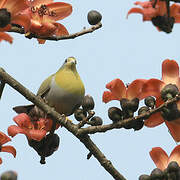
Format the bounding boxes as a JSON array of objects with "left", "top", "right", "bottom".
[{"left": 13, "top": 57, "right": 85, "bottom": 117}]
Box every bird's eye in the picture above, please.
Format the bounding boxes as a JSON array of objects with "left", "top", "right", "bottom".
[{"left": 65, "top": 59, "right": 68, "bottom": 63}]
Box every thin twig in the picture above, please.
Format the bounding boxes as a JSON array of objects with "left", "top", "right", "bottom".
[
  {"left": 8, "top": 23, "right": 102, "bottom": 41},
  {"left": 0, "top": 67, "right": 127, "bottom": 180},
  {"left": 0, "top": 80, "right": 5, "bottom": 99},
  {"left": 77, "top": 94, "right": 180, "bottom": 135}
]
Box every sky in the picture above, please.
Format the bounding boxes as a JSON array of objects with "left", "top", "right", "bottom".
[{"left": 0, "top": 0, "right": 180, "bottom": 180}]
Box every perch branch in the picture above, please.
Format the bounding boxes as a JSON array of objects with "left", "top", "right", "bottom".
[
  {"left": 0, "top": 68, "right": 126, "bottom": 180},
  {"left": 9, "top": 23, "right": 102, "bottom": 41}
]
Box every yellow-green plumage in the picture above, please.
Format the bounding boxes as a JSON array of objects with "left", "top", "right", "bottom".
[{"left": 37, "top": 57, "right": 85, "bottom": 116}]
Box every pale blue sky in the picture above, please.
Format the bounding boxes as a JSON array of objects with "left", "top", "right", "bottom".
[{"left": 0, "top": 0, "right": 180, "bottom": 179}]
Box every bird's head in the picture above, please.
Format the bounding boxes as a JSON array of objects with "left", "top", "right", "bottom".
[{"left": 63, "top": 57, "right": 77, "bottom": 69}]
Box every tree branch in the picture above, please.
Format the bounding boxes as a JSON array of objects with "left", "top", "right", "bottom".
[
  {"left": 8, "top": 23, "right": 102, "bottom": 41},
  {"left": 77, "top": 94, "right": 180, "bottom": 135},
  {"left": 0, "top": 67, "right": 126, "bottom": 180}
]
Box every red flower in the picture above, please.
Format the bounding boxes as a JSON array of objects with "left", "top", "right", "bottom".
[
  {"left": 150, "top": 145, "right": 180, "bottom": 170},
  {"left": 141, "top": 59, "right": 180, "bottom": 142},
  {"left": 8, "top": 113, "right": 60, "bottom": 141},
  {"left": 102, "top": 78, "right": 147, "bottom": 103},
  {"left": 0, "top": 31, "right": 12, "bottom": 43},
  {"left": 127, "top": 0, "right": 180, "bottom": 33},
  {"left": 23, "top": 0, "right": 72, "bottom": 44},
  {"left": 0, "top": 0, "right": 31, "bottom": 32},
  {"left": 0, "top": 131, "right": 16, "bottom": 164}
]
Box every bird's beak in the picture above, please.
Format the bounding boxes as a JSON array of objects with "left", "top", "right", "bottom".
[{"left": 70, "top": 58, "right": 77, "bottom": 65}]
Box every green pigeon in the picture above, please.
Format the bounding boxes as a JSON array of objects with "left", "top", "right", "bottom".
[{"left": 13, "top": 57, "right": 85, "bottom": 116}]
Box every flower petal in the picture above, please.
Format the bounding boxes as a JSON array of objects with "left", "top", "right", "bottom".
[
  {"left": 29, "top": 129, "right": 46, "bottom": 141},
  {"left": 168, "top": 145, "right": 180, "bottom": 165},
  {"left": 11, "top": 14, "right": 31, "bottom": 32},
  {"left": 102, "top": 91, "right": 119, "bottom": 103},
  {"left": 31, "top": 0, "right": 53, "bottom": 7},
  {"left": 37, "top": 39, "right": 46, "bottom": 44},
  {"left": 105, "top": 79, "right": 126, "bottom": 100},
  {"left": 170, "top": 4, "right": 180, "bottom": 22},
  {"left": 134, "top": 1, "right": 152, "bottom": 8},
  {"left": 144, "top": 112, "right": 164, "bottom": 127},
  {"left": 13, "top": 113, "right": 32, "bottom": 128},
  {"left": 127, "top": 7, "right": 144, "bottom": 18},
  {"left": 162, "top": 59, "right": 180, "bottom": 87},
  {"left": 0, "top": 32, "right": 13, "bottom": 44},
  {"left": 149, "top": 147, "right": 169, "bottom": 170},
  {"left": 126, "top": 79, "right": 147, "bottom": 100},
  {"left": 165, "top": 121, "right": 180, "bottom": 142},
  {"left": 7, "top": 125, "right": 26, "bottom": 138},
  {"left": 0, "top": 132, "right": 11, "bottom": 145},
  {"left": 1, "top": 145, "right": 16, "bottom": 157},
  {"left": 46, "top": 2, "right": 72, "bottom": 21},
  {"left": 0, "top": 157, "right": 2, "bottom": 164},
  {"left": 141, "top": 79, "right": 165, "bottom": 98},
  {"left": 54, "top": 23, "right": 69, "bottom": 36},
  {"left": 4, "top": 0, "right": 29, "bottom": 16},
  {"left": 0, "top": 0, "right": 7, "bottom": 8}
]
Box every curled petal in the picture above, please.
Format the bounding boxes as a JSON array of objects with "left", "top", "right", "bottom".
[
  {"left": 126, "top": 79, "right": 147, "bottom": 100},
  {"left": 0, "top": 32, "right": 13, "bottom": 44},
  {"left": 11, "top": 14, "right": 31, "bottom": 32},
  {"left": 0, "top": 0, "right": 7, "bottom": 8},
  {"left": 150, "top": 147, "right": 169, "bottom": 170},
  {"left": 31, "top": 0, "right": 53, "bottom": 7},
  {"left": 8, "top": 125, "right": 26, "bottom": 138},
  {"left": 165, "top": 121, "right": 180, "bottom": 142},
  {"left": 105, "top": 79, "right": 126, "bottom": 99},
  {"left": 29, "top": 129, "right": 46, "bottom": 141},
  {"left": 162, "top": 59, "right": 180, "bottom": 86},
  {"left": 170, "top": 4, "right": 180, "bottom": 21},
  {"left": 54, "top": 23, "right": 69, "bottom": 36},
  {"left": 144, "top": 112, "right": 164, "bottom": 127},
  {"left": 127, "top": 8, "right": 144, "bottom": 18},
  {"left": 0, "top": 132, "right": 11, "bottom": 145},
  {"left": 13, "top": 113, "right": 32, "bottom": 128},
  {"left": 134, "top": 1, "right": 152, "bottom": 8},
  {"left": 169, "top": 145, "right": 180, "bottom": 165},
  {"left": 141, "top": 79, "right": 165, "bottom": 98},
  {"left": 47, "top": 2, "right": 72, "bottom": 21},
  {"left": 4, "top": 0, "right": 29, "bottom": 16},
  {"left": 37, "top": 39, "right": 46, "bottom": 44},
  {"left": 1, "top": 145, "right": 16, "bottom": 157},
  {"left": 102, "top": 91, "right": 120, "bottom": 103}
]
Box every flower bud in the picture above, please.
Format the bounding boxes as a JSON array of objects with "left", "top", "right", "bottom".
[
  {"left": 120, "top": 98, "right": 139, "bottom": 112},
  {"left": 89, "top": 116, "right": 103, "bottom": 126},
  {"left": 1, "top": 171, "right": 17, "bottom": 180},
  {"left": 167, "top": 161, "right": 180, "bottom": 173},
  {"left": 82, "top": 95, "right": 95, "bottom": 111},
  {"left": 108, "top": 107, "right": 123, "bottom": 122},
  {"left": 144, "top": 96, "right": 156, "bottom": 108},
  {"left": 139, "top": 175, "right": 151, "bottom": 180},
  {"left": 0, "top": 9, "right": 11, "bottom": 28},
  {"left": 161, "top": 84, "right": 179, "bottom": 101},
  {"left": 74, "top": 109, "right": 87, "bottom": 121},
  {"left": 150, "top": 168, "right": 164, "bottom": 179},
  {"left": 87, "top": 10, "right": 102, "bottom": 25},
  {"left": 133, "top": 120, "right": 144, "bottom": 131}
]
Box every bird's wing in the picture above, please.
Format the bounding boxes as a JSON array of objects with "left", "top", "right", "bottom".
[{"left": 37, "top": 74, "right": 54, "bottom": 98}]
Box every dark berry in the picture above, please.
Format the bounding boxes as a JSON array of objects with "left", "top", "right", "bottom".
[
  {"left": 144, "top": 96, "right": 156, "bottom": 108},
  {"left": 89, "top": 116, "right": 103, "bottom": 126},
  {"left": 133, "top": 120, "right": 144, "bottom": 131},
  {"left": 108, "top": 107, "right": 123, "bottom": 122},
  {"left": 161, "top": 84, "right": 179, "bottom": 101},
  {"left": 74, "top": 109, "right": 87, "bottom": 121},
  {"left": 1, "top": 171, "right": 17, "bottom": 180},
  {"left": 82, "top": 95, "right": 95, "bottom": 111},
  {"left": 167, "top": 161, "right": 180, "bottom": 172},
  {"left": 150, "top": 168, "right": 164, "bottom": 179},
  {"left": 120, "top": 98, "right": 139, "bottom": 112},
  {"left": 0, "top": 8, "right": 11, "bottom": 28},
  {"left": 139, "top": 174, "right": 151, "bottom": 180},
  {"left": 87, "top": 10, "right": 102, "bottom": 25}
]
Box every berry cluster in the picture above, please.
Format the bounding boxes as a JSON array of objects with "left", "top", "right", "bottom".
[
  {"left": 139, "top": 161, "right": 180, "bottom": 180},
  {"left": 74, "top": 95, "right": 103, "bottom": 126}
]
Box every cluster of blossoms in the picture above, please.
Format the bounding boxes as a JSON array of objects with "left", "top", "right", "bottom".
[
  {"left": 103, "top": 59, "right": 180, "bottom": 178},
  {"left": 127, "top": 0, "right": 180, "bottom": 33},
  {"left": 0, "top": 0, "right": 72, "bottom": 44}
]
